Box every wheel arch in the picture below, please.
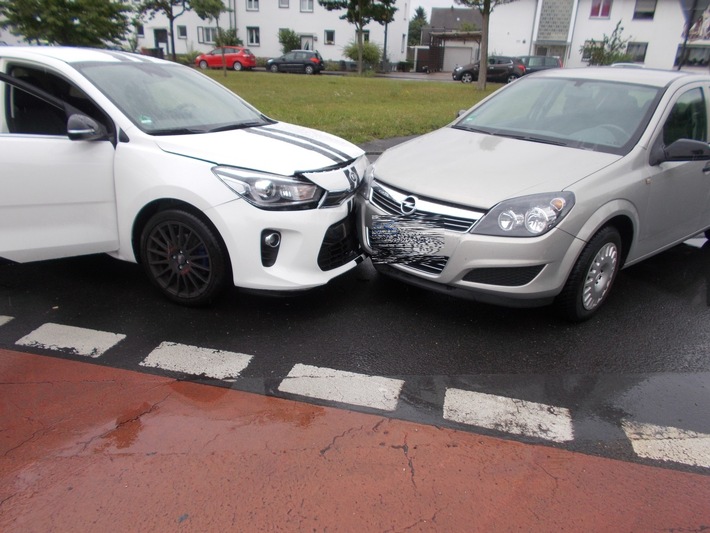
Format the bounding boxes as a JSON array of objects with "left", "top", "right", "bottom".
[{"left": 131, "top": 198, "right": 232, "bottom": 276}]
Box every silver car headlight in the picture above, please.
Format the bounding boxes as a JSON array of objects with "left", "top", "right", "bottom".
[
  {"left": 213, "top": 166, "right": 323, "bottom": 210},
  {"left": 472, "top": 192, "right": 575, "bottom": 237}
]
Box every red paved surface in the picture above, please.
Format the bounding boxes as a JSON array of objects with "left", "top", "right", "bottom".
[{"left": 2, "top": 348, "right": 710, "bottom": 532}]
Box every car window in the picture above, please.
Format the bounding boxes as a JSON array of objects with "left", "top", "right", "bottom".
[
  {"left": 663, "top": 88, "right": 707, "bottom": 145},
  {"left": 2, "top": 65, "right": 110, "bottom": 136},
  {"left": 76, "top": 61, "right": 267, "bottom": 134},
  {"left": 455, "top": 77, "right": 661, "bottom": 154}
]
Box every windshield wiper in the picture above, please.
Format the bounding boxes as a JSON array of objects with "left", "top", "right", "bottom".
[
  {"left": 206, "top": 121, "right": 266, "bottom": 133},
  {"left": 149, "top": 127, "right": 210, "bottom": 136},
  {"left": 452, "top": 124, "right": 491, "bottom": 134}
]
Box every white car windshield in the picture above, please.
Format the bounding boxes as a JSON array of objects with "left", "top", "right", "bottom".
[
  {"left": 455, "top": 77, "right": 662, "bottom": 154},
  {"left": 75, "top": 61, "right": 269, "bottom": 135}
]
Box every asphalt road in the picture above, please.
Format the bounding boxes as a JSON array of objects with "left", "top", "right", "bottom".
[{"left": 1, "top": 234, "right": 709, "bottom": 473}]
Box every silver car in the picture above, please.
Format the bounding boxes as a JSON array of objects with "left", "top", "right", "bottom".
[{"left": 357, "top": 67, "right": 710, "bottom": 321}]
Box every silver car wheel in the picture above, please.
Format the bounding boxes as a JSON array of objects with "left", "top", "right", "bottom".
[
  {"left": 461, "top": 72, "right": 473, "bottom": 83},
  {"left": 582, "top": 241, "right": 618, "bottom": 311}
]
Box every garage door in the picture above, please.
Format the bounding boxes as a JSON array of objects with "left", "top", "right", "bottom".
[{"left": 444, "top": 47, "right": 476, "bottom": 72}]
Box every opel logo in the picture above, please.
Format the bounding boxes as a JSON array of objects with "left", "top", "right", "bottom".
[{"left": 400, "top": 195, "right": 418, "bottom": 215}]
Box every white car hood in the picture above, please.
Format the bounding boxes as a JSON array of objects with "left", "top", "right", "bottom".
[
  {"left": 374, "top": 127, "right": 622, "bottom": 209},
  {"left": 154, "top": 122, "right": 364, "bottom": 191}
]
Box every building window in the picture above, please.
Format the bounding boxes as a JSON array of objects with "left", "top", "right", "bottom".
[
  {"left": 136, "top": 23, "right": 144, "bottom": 37},
  {"left": 279, "top": 0, "right": 289, "bottom": 7},
  {"left": 300, "top": 0, "right": 313, "bottom": 12},
  {"left": 627, "top": 42, "right": 648, "bottom": 62},
  {"left": 324, "top": 30, "right": 335, "bottom": 45},
  {"left": 247, "top": 27, "right": 260, "bottom": 46},
  {"left": 590, "top": 0, "right": 612, "bottom": 18},
  {"left": 401, "top": 33, "right": 406, "bottom": 53},
  {"left": 177, "top": 25, "right": 187, "bottom": 39},
  {"left": 363, "top": 30, "right": 370, "bottom": 42},
  {"left": 247, "top": 0, "right": 259, "bottom": 10},
  {"left": 633, "top": 0, "right": 656, "bottom": 20},
  {"left": 581, "top": 40, "right": 602, "bottom": 62},
  {"left": 197, "top": 27, "right": 218, "bottom": 44}
]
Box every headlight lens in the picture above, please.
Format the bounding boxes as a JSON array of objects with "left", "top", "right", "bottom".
[
  {"left": 213, "top": 166, "right": 323, "bottom": 210},
  {"left": 472, "top": 192, "right": 575, "bottom": 237}
]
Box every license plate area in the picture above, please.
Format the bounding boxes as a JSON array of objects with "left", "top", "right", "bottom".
[{"left": 369, "top": 214, "right": 446, "bottom": 265}]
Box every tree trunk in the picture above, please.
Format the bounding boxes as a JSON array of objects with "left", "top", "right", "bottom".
[
  {"left": 477, "top": 3, "right": 490, "bottom": 91},
  {"left": 357, "top": 26, "right": 364, "bottom": 75}
]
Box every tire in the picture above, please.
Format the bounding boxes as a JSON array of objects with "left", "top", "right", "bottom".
[
  {"left": 305, "top": 64, "right": 315, "bottom": 75},
  {"left": 140, "top": 209, "right": 230, "bottom": 306},
  {"left": 554, "top": 226, "right": 622, "bottom": 322},
  {"left": 705, "top": 228, "right": 710, "bottom": 240},
  {"left": 233, "top": 61, "right": 243, "bottom": 71},
  {"left": 269, "top": 64, "right": 279, "bottom": 73},
  {"left": 460, "top": 72, "right": 474, "bottom": 83},
  {"left": 199, "top": 60, "right": 208, "bottom": 69},
  {"left": 507, "top": 74, "right": 519, "bottom": 83}
]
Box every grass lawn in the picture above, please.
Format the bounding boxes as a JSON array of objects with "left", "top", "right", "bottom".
[{"left": 204, "top": 70, "right": 501, "bottom": 145}]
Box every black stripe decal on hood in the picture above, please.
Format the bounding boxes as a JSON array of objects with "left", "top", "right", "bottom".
[
  {"left": 245, "top": 127, "right": 349, "bottom": 163},
  {"left": 261, "top": 126, "right": 354, "bottom": 161}
]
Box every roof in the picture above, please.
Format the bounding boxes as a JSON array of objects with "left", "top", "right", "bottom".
[
  {"left": 0, "top": 46, "right": 164, "bottom": 65},
  {"left": 429, "top": 7, "right": 483, "bottom": 31},
  {"left": 535, "top": 65, "right": 705, "bottom": 88}
]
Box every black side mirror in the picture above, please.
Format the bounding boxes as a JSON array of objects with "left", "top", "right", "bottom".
[
  {"left": 67, "top": 114, "right": 108, "bottom": 141},
  {"left": 649, "top": 138, "right": 710, "bottom": 166}
]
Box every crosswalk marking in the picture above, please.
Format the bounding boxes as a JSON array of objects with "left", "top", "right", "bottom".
[
  {"left": 622, "top": 420, "right": 710, "bottom": 468},
  {"left": 278, "top": 363, "right": 405, "bottom": 411},
  {"left": 140, "top": 341, "right": 253, "bottom": 380},
  {"left": 3, "top": 320, "right": 708, "bottom": 470},
  {"left": 15, "top": 322, "right": 125, "bottom": 358},
  {"left": 443, "top": 388, "right": 574, "bottom": 443}
]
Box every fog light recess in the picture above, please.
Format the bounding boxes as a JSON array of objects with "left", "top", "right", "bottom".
[{"left": 261, "top": 230, "right": 281, "bottom": 267}]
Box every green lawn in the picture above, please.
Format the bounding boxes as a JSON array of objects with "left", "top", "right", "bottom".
[{"left": 204, "top": 70, "right": 500, "bottom": 144}]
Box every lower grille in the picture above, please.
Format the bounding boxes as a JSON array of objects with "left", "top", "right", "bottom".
[
  {"left": 318, "top": 216, "right": 361, "bottom": 271},
  {"left": 405, "top": 258, "right": 449, "bottom": 275},
  {"left": 462, "top": 265, "right": 544, "bottom": 287}
]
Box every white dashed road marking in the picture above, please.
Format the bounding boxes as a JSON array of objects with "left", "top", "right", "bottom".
[
  {"left": 0, "top": 316, "right": 13, "bottom": 327},
  {"left": 15, "top": 322, "right": 125, "bottom": 358},
  {"left": 140, "top": 341, "right": 253, "bottom": 380},
  {"left": 443, "top": 388, "right": 575, "bottom": 443},
  {"left": 278, "top": 363, "right": 405, "bottom": 411},
  {"left": 622, "top": 420, "right": 710, "bottom": 468}
]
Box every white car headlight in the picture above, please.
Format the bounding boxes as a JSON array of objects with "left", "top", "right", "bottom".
[
  {"left": 213, "top": 166, "right": 324, "bottom": 210},
  {"left": 472, "top": 192, "right": 575, "bottom": 237}
]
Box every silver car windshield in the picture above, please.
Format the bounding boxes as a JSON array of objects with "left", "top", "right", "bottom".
[
  {"left": 455, "top": 77, "right": 662, "bottom": 154},
  {"left": 75, "top": 61, "right": 269, "bottom": 135}
]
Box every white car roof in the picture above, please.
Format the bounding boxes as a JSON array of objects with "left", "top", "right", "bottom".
[
  {"left": 533, "top": 65, "right": 707, "bottom": 88},
  {"left": 0, "top": 45, "right": 164, "bottom": 65}
]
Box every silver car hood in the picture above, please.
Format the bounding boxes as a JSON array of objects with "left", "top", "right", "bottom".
[{"left": 373, "top": 127, "right": 621, "bottom": 209}]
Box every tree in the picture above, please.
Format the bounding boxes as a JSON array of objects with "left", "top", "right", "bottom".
[
  {"left": 580, "top": 20, "right": 632, "bottom": 66},
  {"left": 318, "top": 0, "right": 397, "bottom": 74},
  {"left": 278, "top": 28, "right": 301, "bottom": 54},
  {"left": 192, "top": 0, "right": 231, "bottom": 74},
  {"left": 140, "top": 0, "right": 188, "bottom": 62},
  {"left": 0, "top": 0, "right": 131, "bottom": 47},
  {"left": 453, "top": 0, "right": 516, "bottom": 90},
  {"left": 408, "top": 6, "right": 427, "bottom": 46}
]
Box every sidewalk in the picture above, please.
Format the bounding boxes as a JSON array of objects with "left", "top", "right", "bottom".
[{"left": 2, "top": 349, "right": 709, "bottom": 532}]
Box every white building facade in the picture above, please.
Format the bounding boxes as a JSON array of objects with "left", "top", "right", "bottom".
[
  {"left": 488, "top": 0, "right": 705, "bottom": 70},
  {"left": 133, "top": 0, "right": 411, "bottom": 64}
]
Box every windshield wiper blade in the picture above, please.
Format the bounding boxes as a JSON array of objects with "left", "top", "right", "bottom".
[
  {"left": 207, "top": 121, "right": 265, "bottom": 133},
  {"left": 149, "top": 127, "right": 209, "bottom": 135}
]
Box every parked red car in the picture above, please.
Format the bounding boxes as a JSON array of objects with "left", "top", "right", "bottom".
[{"left": 195, "top": 47, "right": 256, "bottom": 71}]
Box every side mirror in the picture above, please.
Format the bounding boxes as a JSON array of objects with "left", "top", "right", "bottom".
[
  {"left": 67, "top": 114, "right": 108, "bottom": 141},
  {"left": 649, "top": 138, "right": 710, "bottom": 166}
]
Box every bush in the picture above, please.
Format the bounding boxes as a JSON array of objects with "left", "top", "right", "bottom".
[
  {"left": 343, "top": 40, "right": 382, "bottom": 69},
  {"left": 278, "top": 29, "right": 301, "bottom": 54}
]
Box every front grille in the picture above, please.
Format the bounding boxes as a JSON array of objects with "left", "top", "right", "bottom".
[
  {"left": 463, "top": 265, "right": 544, "bottom": 287},
  {"left": 318, "top": 215, "right": 361, "bottom": 271},
  {"left": 370, "top": 182, "right": 482, "bottom": 233}
]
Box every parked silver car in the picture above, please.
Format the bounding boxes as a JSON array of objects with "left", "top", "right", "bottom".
[{"left": 357, "top": 67, "right": 710, "bottom": 321}]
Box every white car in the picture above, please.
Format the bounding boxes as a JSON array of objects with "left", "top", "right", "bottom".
[
  {"left": 358, "top": 67, "right": 710, "bottom": 321},
  {"left": 0, "top": 47, "right": 367, "bottom": 305}
]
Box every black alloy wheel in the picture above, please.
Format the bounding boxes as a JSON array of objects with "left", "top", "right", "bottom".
[{"left": 140, "top": 209, "right": 229, "bottom": 306}]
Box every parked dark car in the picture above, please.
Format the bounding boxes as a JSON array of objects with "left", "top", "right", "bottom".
[
  {"left": 266, "top": 50, "right": 325, "bottom": 74},
  {"left": 518, "top": 55, "right": 562, "bottom": 74},
  {"left": 452, "top": 56, "right": 526, "bottom": 84}
]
